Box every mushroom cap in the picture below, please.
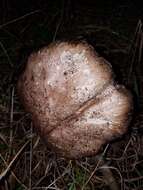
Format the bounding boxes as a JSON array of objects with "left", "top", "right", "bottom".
[{"left": 18, "top": 41, "right": 132, "bottom": 158}]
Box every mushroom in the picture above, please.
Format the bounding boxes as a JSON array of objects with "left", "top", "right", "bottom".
[{"left": 18, "top": 41, "right": 132, "bottom": 159}]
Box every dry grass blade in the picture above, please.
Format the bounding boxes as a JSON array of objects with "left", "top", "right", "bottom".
[
  {"left": 0, "top": 154, "right": 27, "bottom": 189},
  {"left": 127, "top": 19, "right": 143, "bottom": 91},
  {"left": 52, "top": 0, "right": 65, "bottom": 41},
  {"left": 29, "top": 125, "right": 33, "bottom": 190},
  {"left": 82, "top": 144, "right": 109, "bottom": 190},
  {"left": 9, "top": 87, "right": 14, "bottom": 159},
  {"left": 0, "top": 140, "right": 30, "bottom": 182},
  {"left": 0, "top": 133, "right": 8, "bottom": 146},
  {"left": 0, "top": 10, "right": 41, "bottom": 29},
  {"left": 0, "top": 41, "right": 13, "bottom": 67},
  {"left": 100, "top": 166, "right": 123, "bottom": 190}
]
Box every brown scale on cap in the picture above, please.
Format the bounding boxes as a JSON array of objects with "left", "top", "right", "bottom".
[{"left": 18, "top": 41, "right": 133, "bottom": 159}]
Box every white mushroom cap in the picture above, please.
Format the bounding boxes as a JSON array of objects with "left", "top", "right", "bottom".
[{"left": 18, "top": 41, "right": 132, "bottom": 158}]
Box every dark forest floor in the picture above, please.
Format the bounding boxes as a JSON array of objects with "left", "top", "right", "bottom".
[{"left": 0, "top": 0, "right": 143, "bottom": 189}]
